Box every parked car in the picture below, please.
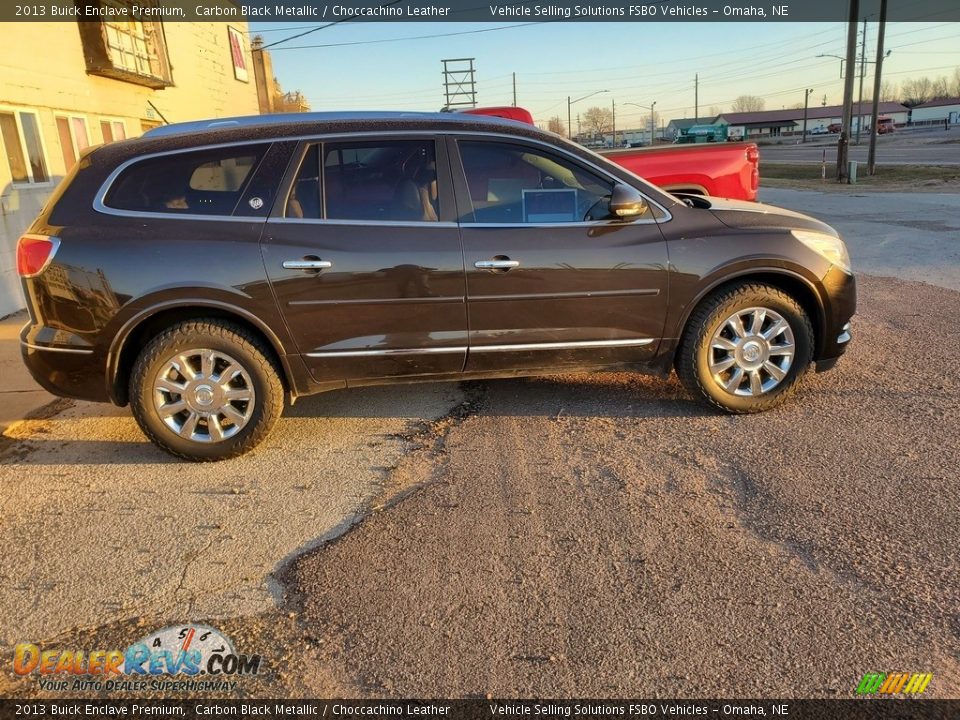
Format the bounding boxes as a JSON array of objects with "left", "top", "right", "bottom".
[
  {"left": 827, "top": 123, "right": 842, "bottom": 134},
  {"left": 875, "top": 116, "right": 896, "bottom": 134},
  {"left": 17, "top": 112, "right": 855, "bottom": 461}
]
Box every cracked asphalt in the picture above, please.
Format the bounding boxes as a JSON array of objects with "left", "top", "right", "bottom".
[{"left": 1, "top": 189, "right": 958, "bottom": 699}]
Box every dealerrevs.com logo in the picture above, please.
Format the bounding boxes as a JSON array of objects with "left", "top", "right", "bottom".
[
  {"left": 855, "top": 672, "right": 933, "bottom": 695},
  {"left": 13, "top": 624, "right": 262, "bottom": 693}
]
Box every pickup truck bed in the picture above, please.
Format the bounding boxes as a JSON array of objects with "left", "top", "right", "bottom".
[{"left": 601, "top": 142, "right": 760, "bottom": 202}]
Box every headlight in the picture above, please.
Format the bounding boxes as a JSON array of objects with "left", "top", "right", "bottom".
[{"left": 791, "top": 230, "right": 852, "bottom": 274}]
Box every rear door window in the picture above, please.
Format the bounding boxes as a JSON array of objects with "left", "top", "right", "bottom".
[
  {"left": 104, "top": 144, "right": 270, "bottom": 216},
  {"left": 322, "top": 139, "right": 439, "bottom": 222}
]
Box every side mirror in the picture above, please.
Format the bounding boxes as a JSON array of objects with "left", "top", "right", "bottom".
[{"left": 609, "top": 183, "right": 648, "bottom": 219}]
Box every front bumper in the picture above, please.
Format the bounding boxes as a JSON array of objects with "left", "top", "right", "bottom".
[{"left": 815, "top": 266, "right": 857, "bottom": 370}]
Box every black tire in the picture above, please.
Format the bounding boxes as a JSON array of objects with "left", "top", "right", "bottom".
[
  {"left": 129, "top": 320, "right": 284, "bottom": 461},
  {"left": 676, "top": 282, "right": 815, "bottom": 414}
]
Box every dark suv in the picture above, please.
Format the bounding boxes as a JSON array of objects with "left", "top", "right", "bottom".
[{"left": 17, "top": 112, "right": 855, "bottom": 461}]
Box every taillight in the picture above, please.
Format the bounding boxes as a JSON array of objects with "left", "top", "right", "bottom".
[
  {"left": 16, "top": 234, "right": 61, "bottom": 278},
  {"left": 746, "top": 146, "right": 760, "bottom": 164}
]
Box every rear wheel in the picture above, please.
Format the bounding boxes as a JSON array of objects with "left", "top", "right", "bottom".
[
  {"left": 676, "top": 283, "right": 814, "bottom": 413},
  {"left": 129, "top": 320, "right": 284, "bottom": 461}
]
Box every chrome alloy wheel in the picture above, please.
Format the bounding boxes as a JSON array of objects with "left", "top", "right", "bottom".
[
  {"left": 152, "top": 349, "right": 255, "bottom": 443},
  {"left": 708, "top": 307, "right": 796, "bottom": 397}
]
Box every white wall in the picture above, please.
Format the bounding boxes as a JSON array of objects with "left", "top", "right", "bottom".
[
  {"left": 0, "top": 20, "right": 259, "bottom": 317},
  {"left": 911, "top": 104, "right": 960, "bottom": 123}
]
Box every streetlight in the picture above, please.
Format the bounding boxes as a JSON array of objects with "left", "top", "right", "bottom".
[
  {"left": 817, "top": 53, "right": 848, "bottom": 79},
  {"left": 625, "top": 101, "right": 657, "bottom": 146},
  {"left": 802, "top": 88, "right": 814, "bottom": 143},
  {"left": 818, "top": 50, "right": 892, "bottom": 144},
  {"left": 568, "top": 90, "right": 609, "bottom": 141}
]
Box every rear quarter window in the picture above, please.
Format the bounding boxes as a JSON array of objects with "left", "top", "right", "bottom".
[{"left": 103, "top": 144, "right": 270, "bottom": 216}]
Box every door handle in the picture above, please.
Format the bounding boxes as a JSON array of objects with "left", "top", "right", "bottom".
[
  {"left": 475, "top": 259, "right": 519, "bottom": 270},
  {"left": 283, "top": 259, "right": 333, "bottom": 271}
]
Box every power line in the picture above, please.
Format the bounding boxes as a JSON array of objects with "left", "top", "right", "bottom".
[
  {"left": 256, "top": 0, "right": 405, "bottom": 51},
  {"left": 270, "top": 22, "right": 542, "bottom": 51}
]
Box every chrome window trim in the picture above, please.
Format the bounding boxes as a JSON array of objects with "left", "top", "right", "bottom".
[
  {"left": 21, "top": 341, "right": 94, "bottom": 355},
  {"left": 270, "top": 217, "right": 459, "bottom": 229},
  {"left": 92, "top": 130, "right": 672, "bottom": 226}
]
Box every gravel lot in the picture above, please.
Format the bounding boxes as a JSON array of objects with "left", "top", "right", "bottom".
[
  {"left": 2, "top": 189, "right": 958, "bottom": 699},
  {"left": 289, "top": 274, "right": 960, "bottom": 698}
]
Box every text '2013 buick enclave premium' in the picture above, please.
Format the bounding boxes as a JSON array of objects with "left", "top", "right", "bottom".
[{"left": 18, "top": 112, "right": 855, "bottom": 461}]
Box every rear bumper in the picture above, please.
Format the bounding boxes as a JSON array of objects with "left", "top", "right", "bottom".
[{"left": 20, "top": 324, "right": 110, "bottom": 403}]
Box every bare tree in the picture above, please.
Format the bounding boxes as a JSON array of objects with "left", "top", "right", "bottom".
[
  {"left": 708, "top": 105, "right": 722, "bottom": 118},
  {"left": 879, "top": 80, "right": 899, "bottom": 102},
  {"left": 582, "top": 106, "right": 613, "bottom": 137},
  {"left": 901, "top": 77, "right": 935, "bottom": 106},
  {"left": 731, "top": 95, "right": 765, "bottom": 113},
  {"left": 547, "top": 116, "right": 565, "bottom": 136},
  {"left": 951, "top": 67, "right": 960, "bottom": 97},
  {"left": 931, "top": 76, "right": 950, "bottom": 100}
]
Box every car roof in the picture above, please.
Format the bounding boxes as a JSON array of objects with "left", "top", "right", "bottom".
[{"left": 143, "top": 110, "right": 527, "bottom": 138}]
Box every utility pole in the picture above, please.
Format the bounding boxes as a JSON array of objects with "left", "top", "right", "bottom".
[
  {"left": 512, "top": 73, "right": 517, "bottom": 107},
  {"left": 838, "top": 0, "right": 859, "bottom": 182},
  {"left": 694, "top": 73, "right": 699, "bottom": 122},
  {"left": 612, "top": 98, "right": 616, "bottom": 148},
  {"left": 802, "top": 88, "right": 813, "bottom": 143},
  {"left": 650, "top": 100, "right": 657, "bottom": 145},
  {"left": 856, "top": 16, "right": 868, "bottom": 144},
  {"left": 868, "top": 0, "right": 887, "bottom": 175}
]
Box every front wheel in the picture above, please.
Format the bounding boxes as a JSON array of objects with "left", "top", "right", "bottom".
[
  {"left": 676, "top": 283, "right": 815, "bottom": 413},
  {"left": 129, "top": 320, "right": 284, "bottom": 461}
]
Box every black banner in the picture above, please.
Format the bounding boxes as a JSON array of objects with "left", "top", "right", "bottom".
[
  {"left": 0, "top": 700, "right": 958, "bottom": 720},
  {"left": 5, "top": 0, "right": 960, "bottom": 23}
]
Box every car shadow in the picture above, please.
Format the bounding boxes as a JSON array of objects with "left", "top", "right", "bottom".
[{"left": 0, "top": 374, "right": 714, "bottom": 466}]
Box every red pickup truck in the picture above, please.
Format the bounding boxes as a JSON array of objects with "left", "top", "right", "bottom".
[
  {"left": 600, "top": 143, "right": 760, "bottom": 201},
  {"left": 458, "top": 106, "right": 760, "bottom": 201}
]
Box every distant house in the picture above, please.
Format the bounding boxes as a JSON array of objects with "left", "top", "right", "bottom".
[
  {"left": 715, "top": 110, "right": 798, "bottom": 139},
  {"left": 715, "top": 102, "right": 909, "bottom": 138},
  {"left": 910, "top": 97, "right": 960, "bottom": 125},
  {"left": 665, "top": 117, "right": 711, "bottom": 141}
]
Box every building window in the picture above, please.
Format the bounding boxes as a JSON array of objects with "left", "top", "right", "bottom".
[
  {"left": 0, "top": 108, "right": 50, "bottom": 184},
  {"left": 77, "top": 1, "right": 173, "bottom": 89},
  {"left": 56, "top": 115, "right": 90, "bottom": 172},
  {"left": 100, "top": 119, "right": 127, "bottom": 143}
]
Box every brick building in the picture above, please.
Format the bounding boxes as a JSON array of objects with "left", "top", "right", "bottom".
[{"left": 0, "top": 7, "right": 261, "bottom": 315}]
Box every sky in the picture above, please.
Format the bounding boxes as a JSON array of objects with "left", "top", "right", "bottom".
[{"left": 248, "top": 20, "right": 960, "bottom": 130}]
